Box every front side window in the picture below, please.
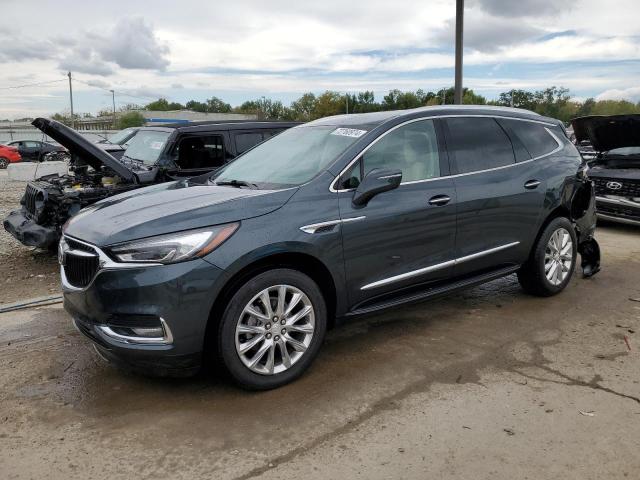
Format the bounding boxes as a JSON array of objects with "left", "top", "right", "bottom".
[
  {"left": 25, "top": 141, "right": 40, "bottom": 148},
  {"left": 213, "top": 126, "right": 363, "bottom": 188},
  {"left": 446, "top": 117, "right": 515, "bottom": 174},
  {"left": 338, "top": 119, "right": 440, "bottom": 189},
  {"left": 175, "top": 135, "right": 225, "bottom": 170}
]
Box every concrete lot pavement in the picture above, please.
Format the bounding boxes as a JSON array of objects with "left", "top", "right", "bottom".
[{"left": 1, "top": 223, "right": 639, "bottom": 479}]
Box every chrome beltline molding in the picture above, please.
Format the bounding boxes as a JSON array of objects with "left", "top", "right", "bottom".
[
  {"left": 361, "top": 241, "right": 521, "bottom": 290},
  {"left": 300, "top": 216, "right": 366, "bottom": 234}
]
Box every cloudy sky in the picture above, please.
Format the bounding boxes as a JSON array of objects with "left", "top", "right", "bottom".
[{"left": 1, "top": 0, "right": 639, "bottom": 118}]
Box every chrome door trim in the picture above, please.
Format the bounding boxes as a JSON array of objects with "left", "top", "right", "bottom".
[
  {"left": 361, "top": 241, "right": 521, "bottom": 290},
  {"left": 330, "top": 115, "right": 564, "bottom": 193},
  {"left": 361, "top": 259, "right": 456, "bottom": 290},
  {"left": 299, "top": 216, "right": 366, "bottom": 234}
]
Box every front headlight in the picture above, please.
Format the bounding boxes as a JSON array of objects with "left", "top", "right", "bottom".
[{"left": 107, "top": 223, "right": 239, "bottom": 264}]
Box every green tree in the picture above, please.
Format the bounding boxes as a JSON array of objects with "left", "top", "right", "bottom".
[
  {"left": 117, "top": 111, "right": 146, "bottom": 129},
  {"left": 145, "top": 98, "right": 184, "bottom": 111},
  {"left": 290, "top": 92, "right": 318, "bottom": 121},
  {"left": 205, "top": 96, "right": 232, "bottom": 113}
]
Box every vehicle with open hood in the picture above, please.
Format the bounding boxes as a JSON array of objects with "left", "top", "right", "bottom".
[
  {"left": 572, "top": 114, "right": 640, "bottom": 226},
  {"left": 57, "top": 105, "right": 601, "bottom": 389},
  {"left": 3, "top": 118, "right": 299, "bottom": 249}
]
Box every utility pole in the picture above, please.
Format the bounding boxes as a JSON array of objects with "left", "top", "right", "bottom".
[
  {"left": 110, "top": 89, "right": 116, "bottom": 128},
  {"left": 67, "top": 71, "right": 75, "bottom": 129},
  {"left": 454, "top": 0, "right": 464, "bottom": 104}
]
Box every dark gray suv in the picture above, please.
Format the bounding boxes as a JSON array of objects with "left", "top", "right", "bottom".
[{"left": 59, "top": 105, "right": 601, "bottom": 389}]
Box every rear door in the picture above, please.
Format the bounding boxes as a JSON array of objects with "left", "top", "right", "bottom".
[
  {"left": 444, "top": 116, "right": 546, "bottom": 277},
  {"left": 338, "top": 118, "right": 457, "bottom": 308}
]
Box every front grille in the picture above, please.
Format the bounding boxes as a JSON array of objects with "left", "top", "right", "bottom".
[
  {"left": 63, "top": 239, "right": 100, "bottom": 288},
  {"left": 598, "top": 203, "right": 640, "bottom": 221},
  {"left": 593, "top": 177, "right": 640, "bottom": 197},
  {"left": 24, "top": 183, "right": 40, "bottom": 216}
]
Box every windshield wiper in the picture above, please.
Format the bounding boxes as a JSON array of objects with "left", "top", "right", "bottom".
[{"left": 215, "top": 179, "right": 258, "bottom": 189}]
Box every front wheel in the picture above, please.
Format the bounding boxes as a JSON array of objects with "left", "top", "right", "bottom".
[
  {"left": 518, "top": 217, "right": 577, "bottom": 296},
  {"left": 217, "top": 269, "right": 327, "bottom": 390}
]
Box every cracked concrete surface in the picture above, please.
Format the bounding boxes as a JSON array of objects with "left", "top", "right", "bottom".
[{"left": 1, "top": 222, "right": 639, "bottom": 479}]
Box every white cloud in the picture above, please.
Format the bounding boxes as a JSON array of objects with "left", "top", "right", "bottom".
[{"left": 596, "top": 86, "right": 640, "bottom": 102}]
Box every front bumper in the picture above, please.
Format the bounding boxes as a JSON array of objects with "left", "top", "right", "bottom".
[
  {"left": 596, "top": 196, "right": 640, "bottom": 226},
  {"left": 3, "top": 208, "right": 59, "bottom": 248},
  {"left": 63, "top": 255, "right": 229, "bottom": 376}
]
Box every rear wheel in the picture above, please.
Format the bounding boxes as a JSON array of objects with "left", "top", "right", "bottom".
[
  {"left": 0, "top": 157, "right": 8, "bottom": 169},
  {"left": 518, "top": 217, "right": 577, "bottom": 296},
  {"left": 217, "top": 269, "right": 327, "bottom": 390}
]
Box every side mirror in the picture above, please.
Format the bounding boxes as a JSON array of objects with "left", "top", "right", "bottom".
[{"left": 352, "top": 168, "right": 402, "bottom": 206}]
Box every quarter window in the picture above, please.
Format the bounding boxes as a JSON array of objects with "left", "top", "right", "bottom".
[
  {"left": 446, "top": 117, "right": 515, "bottom": 174},
  {"left": 501, "top": 120, "right": 560, "bottom": 159}
]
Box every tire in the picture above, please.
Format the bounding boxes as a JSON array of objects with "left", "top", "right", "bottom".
[
  {"left": 0, "top": 157, "right": 8, "bottom": 169},
  {"left": 518, "top": 217, "right": 577, "bottom": 297},
  {"left": 217, "top": 269, "right": 327, "bottom": 390}
]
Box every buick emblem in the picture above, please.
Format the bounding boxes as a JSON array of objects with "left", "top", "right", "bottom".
[{"left": 606, "top": 181, "right": 623, "bottom": 190}]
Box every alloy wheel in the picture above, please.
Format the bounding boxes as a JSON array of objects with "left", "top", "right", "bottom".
[
  {"left": 235, "top": 284, "right": 315, "bottom": 375},
  {"left": 0, "top": 157, "right": 8, "bottom": 169},
  {"left": 544, "top": 227, "right": 573, "bottom": 286}
]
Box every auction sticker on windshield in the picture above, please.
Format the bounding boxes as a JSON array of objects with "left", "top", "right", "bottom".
[
  {"left": 331, "top": 128, "right": 367, "bottom": 138},
  {"left": 150, "top": 141, "right": 165, "bottom": 150}
]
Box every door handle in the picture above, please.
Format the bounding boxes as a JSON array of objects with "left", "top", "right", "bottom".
[
  {"left": 428, "top": 194, "right": 451, "bottom": 206},
  {"left": 524, "top": 180, "right": 541, "bottom": 190}
]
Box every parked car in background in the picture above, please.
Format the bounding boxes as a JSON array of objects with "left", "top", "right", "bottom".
[
  {"left": 5, "top": 140, "right": 66, "bottom": 162},
  {"left": 572, "top": 114, "right": 640, "bottom": 226},
  {"left": 0, "top": 143, "right": 22, "bottom": 168},
  {"left": 57, "top": 105, "right": 600, "bottom": 389},
  {"left": 4, "top": 119, "right": 299, "bottom": 249}
]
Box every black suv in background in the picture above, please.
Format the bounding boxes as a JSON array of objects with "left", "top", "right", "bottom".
[
  {"left": 59, "top": 106, "right": 600, "bottom": 389},
  {"left": 572, "top": 114, "right": 640, "bottom": 226},
  {"left": 4, "top": 119, "right": 299, "bottom": 249}
]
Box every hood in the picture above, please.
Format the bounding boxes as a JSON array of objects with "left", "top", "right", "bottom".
[
  {"left": 571, "top": 114, "right": 640, "bottom": 153},
  {"left": 31, "top": 118, "right": 137, "bottom": 183},
  {"left": 64, "top": 180, "right": 297, "bottom": 246}
]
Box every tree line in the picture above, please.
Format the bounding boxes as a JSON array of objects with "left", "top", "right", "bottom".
[
  {"left": 143, "top": 86, "right": 640, "bottom": 124},
  {"left": 48, "top": 86, "right": 640, "bottom": 128}
]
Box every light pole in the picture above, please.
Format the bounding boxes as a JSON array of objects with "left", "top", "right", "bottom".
[
  {"left": 67, "top": 71, "right": 75, "bottom": 128},
  {"left": 454, "top": 0, "right": 464, "bottom": 104},
  {"left": 110, "top": 90, "right": 116, "bottom": 128}
]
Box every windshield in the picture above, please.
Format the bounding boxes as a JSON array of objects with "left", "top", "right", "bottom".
[
  {"left": 605, "top": 147, "right": 640, "bottom": 156},
  {"left": 122, "top": 130, "right": 170, "bottom": 165},
  {"left": 107, "top": 128, "right": 136, "bottom": 145},
  {"left": 212, "top": 126, "right": 364, "bottom": 188}
]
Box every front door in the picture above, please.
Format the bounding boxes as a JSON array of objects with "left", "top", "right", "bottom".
[{"left": 338, "top": 118, "right": 457, "bottom": 309}]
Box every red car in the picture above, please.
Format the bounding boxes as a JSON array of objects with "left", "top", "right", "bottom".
[{"left": 0, "top": 144, "right": 22, "bottom": 169}]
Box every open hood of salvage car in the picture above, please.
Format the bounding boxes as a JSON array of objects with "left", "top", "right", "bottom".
[
  {"left": 31, "top": 118, "right": 137, "bottom": 183},
  {"left": 571, "top": 114, "right": 640, "bottom": 153}
]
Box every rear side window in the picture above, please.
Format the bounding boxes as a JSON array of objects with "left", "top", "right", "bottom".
[
  {"left": 501, "top": 120, "right": 559, "bottom": 158},
  {"left": 176, "top": 134, "right": 225, "bottom": 170},
  {"left": 446, "top": 117, "right": 515, "bottom": 174},
  {"left": 235, "top": 132, "right": 264, "bottom": 154}
]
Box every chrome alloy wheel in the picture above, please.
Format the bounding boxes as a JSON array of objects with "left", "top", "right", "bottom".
[
  {"left": 545, "top": 227, "right": 573, "bottom": 286},
  {"left": 235, "top": 285, "right": 315, "bottom": 375}
]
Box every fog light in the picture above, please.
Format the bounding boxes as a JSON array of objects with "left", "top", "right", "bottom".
[{"left": 130, "top": 327, "right": 164, "bottom": 337}]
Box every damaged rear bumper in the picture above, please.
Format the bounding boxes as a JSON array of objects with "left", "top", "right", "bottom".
[
  {"left": 572, "top": 179, "right": 601, "bottom": 278},
  {"left": 3, "top": 209, "right": 59, "bottom": 248}
]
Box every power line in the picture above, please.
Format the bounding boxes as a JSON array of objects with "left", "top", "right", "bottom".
[{"left": 0, "top": 78, "right": 66, "bottom": 90}]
